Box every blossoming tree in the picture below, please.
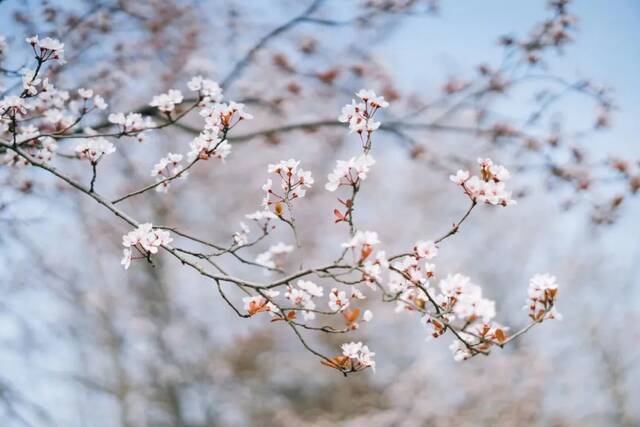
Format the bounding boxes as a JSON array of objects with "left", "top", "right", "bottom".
[
  {"left": 0, "top": 35, "right": 563, "bottom": 375},
  {"left": 0, "top": 0, "right": 637, "bottom": 424}
]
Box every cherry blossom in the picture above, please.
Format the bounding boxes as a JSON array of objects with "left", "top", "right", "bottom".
[
  {"left": 0, "top": 31, "right": 570, "bottom": 378},
  {"left": 342, "top": 230, "right": 380, "bottom": 248},
  {"left": 342, "top": 230, "right": 380, "bottom": 263},
  {"left": 243, "top": 291, "right": 280, "bottom": 316},
  {"left": 245, "top": 209, "right": 277, "bottom": 221},
  {"left": 150, "top": 153, "right": 187, "bottom": 193},
  {"left": 285, "top": 280, "right": 323, "bottom": 320},
  {"left": 414, "top": 240, "right": 438, "bottom": 260},
  {"left": 297, "top": 280, "right": 324, "bottom": 297},
  {"left": 22, "top": 69, "right": 41, "bottom": 96},
  {"left": 449, "top": 338, "right": 473, "bottom": 362},
  {"left": 526, "top": 273, "right": 561, "bottom": 321},
  {"left": 325, "top": 155, "right": 375, "bottom": 192},
  {"left": 356, "top": 89, "right": 389, "bottom": 108},
  {"left": 75, "top": 138, "right": 116, "bottom": 163},
  {"left": 232, "top": 222, "right": 250, "bottom": 246},
  {"left": 328, "top": 287, "right": 350, "bottom": 312},
  {"left": 187, "top": 130, "right": 231, "bottom": 161},
  {"left": 108, "top": 112, "right": 156, "bottom": 136},
  {"left": 187, "top": 76, "right": 223, "bottom": 103},
  {"left": 339, "top": 89, "right": 388, "bottom": 135},
  {"left": 449, "top": 169, "right": 470, "bottom": 185},
  {"left": 450, "top": 158, "right": 516, "bottom": 206},
  {"left": 26, "top": 35, "right": 65, "bottom": 62},
  {"left": 150, "top": 89, "right": 184, "bottom": 113},
  {"left": 93, "top": 95, "right": 108, "bottom": 110},
  {"left": 362, "top": 250, "right": 388, "bottom": 287},
  {"left": 262, "top": 159, "right": 314, "bottom": 213},
  {"left": 121, "top": 223, "right": 173, "bottom": 270},
  {"left": 339, "top": 341, "right": 376, "bottom": 371},
  {"left": 1, "top": 96, "right": 32, "bottom": 117},
  {"left": 200, "top": 101, "right": 253, "bottom": 133}
]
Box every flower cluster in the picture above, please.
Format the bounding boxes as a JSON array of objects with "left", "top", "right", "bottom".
[
  {"left": 187, "top": 130, "right": 231, "bottom": 161},
  {"left": 121, "top": 223, "right": 173, "bottom": 269},
  {"left": 388, "top": 248, "right": 561, "bottom": 362},
  {"left": 200, "top": 101, "right": 253, "bottom": 132},
  {"left": 322, "top": 341, "right": 376, "bottom": 373},
  {"left": 186, "top": 77, "right": 251, "bottom": 161},
  {"left": 436, "top": 274, "right": 496, "bottom": 323},
  {"left": 232, "top": 222, "right": 250, "bottom": 246},
  {"left": 342, "top": 230, "right": 380, "bottom": 264},
  {"left": 325, "top": 155, "right": 375, "bottom": 192},
  {"left": 262, "top": 159, "right": 314, "bottom": 214},
  {"left": 245, "top": 209, "right": 278, "bottom": 222},
  {"left": 37, "top": 79, "right": 69, "bottom": 110},
  {"left": 0, "top": 96, "right": 32, "bottom": 117},
  {"left": 240, "top": 210, "right": 278, "bottom": 241},
  {"left": 149, "top": 89, "right": 184, "bottom": 113},
  {"left": 526, "top": 274, "right": 561, "bottom": 321},
  {"left": 414, "top": 240, "right": 438, "bottom": 260},
  {"left": 3, "top": 135, "right": 57, "bottom": 166},
  {"left": 242, "top": 290, "right": 280, "bottom": 316},
  {"left": 22, "top": 69, "right": 41, "bottom": 96},
  {"left": 78, "top": 88, "right": 107, "bottom": 110},
  {"left": 0, "top": 23, "right": 571, "bottom": 378},
  {"left": 450, "top": 158, "right": 516, "bottom": 206},
  {"left": 338, "top": 89, "right": 389, "bottom": 135},
  {"left": 108, "top": 112, "right": 156, "bottom": 139},
  {"left": 151, "top": 153, "right": 187, "bottom": 192},
  {"left": 284, "top": 280, "right": 324, "bottom": 320},
  {"left": 75, "top": 138, "right": 116, "bottom": 163},
  {"left": 328, "top": 287, "right": 350, "bottom": 312},
  {"left": 362, "top": 250, "right": 389, "bottom": 288},
  {"left": 187, "top": 76, "right": 223, "bottom": 103},
  {"left": 26, "top": 35, "right": 65, "bottom": 63}
]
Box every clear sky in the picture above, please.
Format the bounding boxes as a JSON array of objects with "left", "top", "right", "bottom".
[{"left": 380, "top": 0, "right": 640, "bottom": 157}]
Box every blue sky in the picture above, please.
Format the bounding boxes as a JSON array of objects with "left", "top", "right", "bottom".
[{"left": 380, "top": 0, "right": 640, "bottom": 157}]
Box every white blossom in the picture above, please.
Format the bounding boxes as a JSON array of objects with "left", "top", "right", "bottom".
[
  {"left": 121, "top": 223, "right": 172, "bottom": 270},
  {"left": 93, "top": 95, "right": 108, "bottom": 110},
  {"left": 526, "top": 274, "right": 561, "bottom": 321},
  {"left": 0, "top": 96, "right": 32, "bottom": 117},
  {"left": 188, "top": 76, "right": 223, "bottom": 103},
  {"left": 451, "top": 159, "right": 516, "bottom": 206},
  {"left": 151, "top": 152, "right": 186, "bottom": 193},
  {"left": 263, "top": 159, "right": 314, "bottom": 208},
  {"left": 78, "top": 88, "right": 93, "bottom": 99},
  {"left": 188, "top": 131, "right": 231, "bottom": 161},
  {"left": 414, "top": 240, "right": 438, "bottom": 260},
  {"left": 342, "top": 230, "right": 380, "bottom": 249},
  {"left": 108, "top": 112, "right": 156, "bottom": 134},
  {"left": 27, "top": 35, "right": 65, "bottom": 62},
  {"left": 150, "top": 89, "right": 184, "bottom": 113},
  {"left": 232, "top": 222, "right": 250, "bottom": 246},
  {"left": 328, "top": 287, "right": 349, "bottom": 312},
  {"left": 297, "top": 280, "right": 324, "bottom": 297},
  {"left": 325, "top": 155, "right": 375, "bottom": 191},
  {"left": 339, "top": 89, "right": 388, "bottom": 134},
  {"left": 341, "top": 341, "right": 376, "bottom": 371},
  {"left": 75, "top": 138, "right": 116, "bottom": 163}
]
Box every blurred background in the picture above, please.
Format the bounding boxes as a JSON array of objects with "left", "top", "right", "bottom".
[{"left": 0, "top": 0, "right": 639, "bottom": 426}]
